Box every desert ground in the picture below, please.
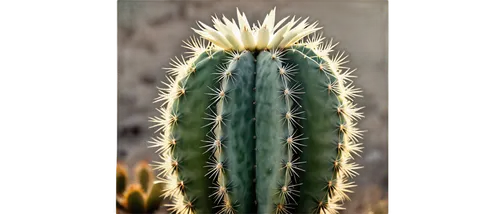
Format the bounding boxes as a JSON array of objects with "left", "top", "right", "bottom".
[{"left": 118, "top": 1, "right": 388, "bottom": 213}]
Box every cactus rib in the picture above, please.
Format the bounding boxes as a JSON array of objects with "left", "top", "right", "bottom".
[{"left": 151, "top": 8, "right": 364, "bottom": 214}]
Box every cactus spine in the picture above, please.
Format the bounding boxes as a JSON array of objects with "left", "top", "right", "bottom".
[{"left": 150, "top": 8, "right": 364, "bottom": 214}]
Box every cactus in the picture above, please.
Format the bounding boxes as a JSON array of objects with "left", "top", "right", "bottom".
[
  {"left": 150, "top": 8, "right": 364, "bottom": 214},
  {"left": 116, "top": 161, "right": 164, "bottom": 214},
  {"left": 368, "top": 199, "right": 388, "bottom": 214}
]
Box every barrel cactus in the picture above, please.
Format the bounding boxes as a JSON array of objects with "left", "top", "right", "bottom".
[
  {"left": 116, "top": 161, "right": 164, "bottom": 214},
  {"left": 150, "top": 8, "right": 364, "bottom": 214}
]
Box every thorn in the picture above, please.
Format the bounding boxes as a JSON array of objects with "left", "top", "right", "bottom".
[
  {"left": 283, "top": 88, "right": 290, "bottom": 96},
  {"left": 177, "top": 87, "right": 186, "bottom": 97}
]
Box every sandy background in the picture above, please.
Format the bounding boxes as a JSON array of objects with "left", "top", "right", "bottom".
[{"left": 117, "top": 1, "right": 388, "bottom": 213}]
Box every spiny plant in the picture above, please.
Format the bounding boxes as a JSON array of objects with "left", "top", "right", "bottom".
[
  {"left": 149, "top": 8, "right": 364, "bottom": 214},
  {"left": 116, "top": 161, "right": 163, "bottom": 214}
]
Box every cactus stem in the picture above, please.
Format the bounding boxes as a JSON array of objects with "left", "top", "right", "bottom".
[
  {"left": 153, "top": 51, "right": 213, "bottom": 214},
  {"left": 204, "top": 55, "right": 243, "bottom": 214},
  {"left": 153, "top": 9, "right": 365, "bottom": 214},
  {"left": 283, "top": 44, "right": 364, "bottom": 213}
]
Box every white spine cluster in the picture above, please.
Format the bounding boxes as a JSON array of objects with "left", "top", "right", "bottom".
[{"left": 193, "top": 8, "right": 321, "bottom": 51}]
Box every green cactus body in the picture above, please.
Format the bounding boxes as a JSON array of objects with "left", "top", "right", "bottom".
[
  {"left": 125, "top": 185, "right": 147, "bottom": 213},
  {"left": 136, "top": 161, "right": 153, "bottom": 192},
  {"left": 117, "top": 163, "right": 128, "bottom": 195},
  {"left": 151, "top": 8, "right": 364, "bottom": 214}
]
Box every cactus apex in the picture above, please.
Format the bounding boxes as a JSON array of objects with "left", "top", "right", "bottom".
[
  {"left": 194, "top": 9, "right": 320, "bottom": 51},
  {"left": 135, "top": 160, "right": 151, "bottom": 169},
  {"left": 117, "top": 162, "right": 128, "bottom": 175},
  {"left": 135, "top": 160, "right": 153, "bottom": 192},
  {"left": 120, "top": 184, "right": 147, "bottom": 212},
  {"left": 123, "top": 183, "right": 146, "bottom": 197}
]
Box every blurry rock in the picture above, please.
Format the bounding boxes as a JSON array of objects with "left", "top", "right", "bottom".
[{"left": 140, "top": 74, "right": 156, "bottom": 85}]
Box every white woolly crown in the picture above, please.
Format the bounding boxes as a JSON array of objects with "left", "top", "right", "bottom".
[{"left": 193, "top": 8, "right": 321, "bottom": 51}]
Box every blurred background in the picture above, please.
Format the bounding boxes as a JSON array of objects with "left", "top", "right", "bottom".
[{"left": 118, "top": 0, "right": 387, "bottom": 213}]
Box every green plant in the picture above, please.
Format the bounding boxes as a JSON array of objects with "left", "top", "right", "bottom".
[
  {"left": 150, "top": 8, "right": 364, "bottom": 214},
  {"left": 116, "top": 161, "right": 163, "bottom": 214}
]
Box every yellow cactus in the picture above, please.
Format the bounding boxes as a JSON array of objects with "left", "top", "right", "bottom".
[{"left": 116, "top": 161, "right": 164, "bottom": 214}]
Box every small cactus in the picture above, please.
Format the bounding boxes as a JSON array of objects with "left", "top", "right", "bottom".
[
  {"left": 367, "top": 199, "right": 388, "bottom": 214},
  {"left": 150, "top": 8, "right": 364, "bottom": 214},
  {"left": 116, "top": 161, "right": 163, "bottom": 214}
]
